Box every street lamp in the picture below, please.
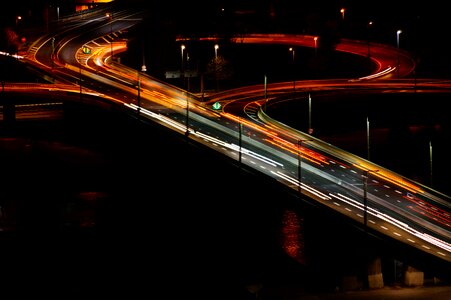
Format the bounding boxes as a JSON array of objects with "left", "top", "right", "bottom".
[
  {"left": 313, "top": 36, "right": 318, "bottom": 56},
  {"left": 362, "top": 169, "right": 379, "bottom": 232},
  {"left": 367, "top": 21, "right": 373, "bottom": 71},
  {"left": 16, "top": 16, "right": 22, "bottom": 27},
  {"left": 367, "top": 117, "right": 370, "bottom": 160},
  {"left": 429, "top": 141, "right": 433, "bottom": 187},
  {"left": 308, "top": 93, "right": 313, "bottom": 135},
  {"left": 137, "top": 55, "right": 147, "bottom": 117},
  {"left": 297, "top": 139, "right": 312, "bottom": 195},
  {"left": 181, "top": 44, "right": 185, "bottom": 72},
  {"left": 214, "top": 44, "right": 219, "bottom": 59},
  {"left": 181, "top": 44, "right": 185, "bottom": 88},
  {"left": 396, "top": 29, "right": 402, "bottom": 78},
  {"left": 289, "top": 47, "right": 295, "bottom": 99},
  {"left": 340, "top": 8, "right": 345, "bottom": 20},
  {"left": 106, "top": 13, "right": 113, "bottom": 61}
]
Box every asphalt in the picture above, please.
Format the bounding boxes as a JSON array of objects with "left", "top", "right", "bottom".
[{"left": 260, "top": 284, "right": 451, "bottom": 300}]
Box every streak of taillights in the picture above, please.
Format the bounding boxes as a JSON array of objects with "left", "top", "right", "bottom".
[
  {"left": 273, "top": 171, "right": 332, "bottom": 201},
  {"left": 331, "top": 193, "right": 451, "bottom": 253},
  {"left": 353, "top": 163, "right": 424, "bottom": 194},
  {"left": 221, "top": 112, "right": 280, "bottom": 138},
  {"left": 125, "top": 103, "right": 285, "bottom": 168},
  {"left": 264, "top": 138, "right": 323, "bottom": 166},
  {"left": 404, "top": 195, "right": 451, "bottom": 227}
]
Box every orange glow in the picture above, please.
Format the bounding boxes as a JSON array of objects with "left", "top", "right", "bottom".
[
  {"left": 281, "top": 210, "right": 305, "bottom": 264},
  {"left": 221, "top": 112, "right": 280, "bottom": 138},
  {"left": 353, "top": 163, "right": 424, "bottom": 194},
  {"left": 77, "top": 0, "right": 113, "bottom": 3}
]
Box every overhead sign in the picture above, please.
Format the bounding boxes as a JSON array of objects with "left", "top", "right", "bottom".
[
  {"left": 82, "top": 46, "right": 91, "bottom": 54},
  {"left": 212, "top": 102, "right": 221, "bottom": 110}
]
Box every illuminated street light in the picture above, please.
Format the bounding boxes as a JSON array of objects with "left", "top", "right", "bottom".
[
  {"left": 16, "top": 16, "right": 22, "bottom": 27},
  {"left": 106, "top": 13, "right": 113, "bottom": 60},
  {"left": 289, "top": 47, "right": 295, "bottom": 98},
  {"left": 181, "top": 44, "right": 185, "bottom": 72},
  {"left": 181, "top": 44, "right": 186, "bottom": 88},
  {"left": 397, "top": 29, "right": 402, "bottom": 78},
  {"left": 214, "top": 44, "right": 219, "bottom": 59},
  {"left": 313, "top": 36, "right": 318, "bottom": 56},
  {"left": 340, "top": 8, "right": 345, "bottom": 20},
  {"left": 367, "top": 21, "right": 373, "bottom": 73},
  {"left": 137, "top": 55, "right": 147, "bottom": 118}
]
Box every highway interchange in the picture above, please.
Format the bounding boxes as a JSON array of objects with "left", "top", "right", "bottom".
[{"left": 3, "top": 5, "right": 451, "bottom": 271}]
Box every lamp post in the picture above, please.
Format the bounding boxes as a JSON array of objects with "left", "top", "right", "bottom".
[
  {"left": 340, "top": 8, "right": 345, "bottom": 20},
  {"left": 264, "top": 74, "right": 268, "bottom": 112},
  {"left": 289, "top": 47, "right": 295, "bottom": 99},
  {"left": 297, "top": 139, "right": 312, "bottom": 195},
  {"left": 308, "top": 93, "right": 312, "bottom": 134},
  {"left": 239, "top": 120, "right": 243, "bottom": 164},
  {"left": 181, "top": 44, "right": 185, "bottom": 71},
  {"left": 367, "top": 21, "right": 373, "bottom": 71},
  {"left": 362, "top": 169, "right": 379, "bottom": 232},
  {"left": 51, "top": 37, "right": 55, "bottom": 70},
  {"left": 396, "top": 29, "right": 402, "bottom": 78},
  {"left": 16, "top": 16, "right": 21, "bottom": 27},
  {"left": 367, "top": 117, "right": 370, "bottom": 160},
  {"left": 181, "top": 44, "right": 185, "bottom": 88},
  {"left": 106, "top": 13, "right": 113, "bottom": 61},
  {"left": 214, "top": 44, "right": 219, "bottom": 91},
  {"left": 313, "top": 36, "right": 318, "bottom": 57},
  {"left": 429, "top": 141, "right": 433, "bottom": 187},
  {"left": 185, "top": 91, "right": 189, "bottom": 136}
]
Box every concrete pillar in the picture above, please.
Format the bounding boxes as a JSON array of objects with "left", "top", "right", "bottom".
[
  {"left": 404, "top": 265, "right": 424, "bottom": 286},
  {"left": 367, "top": 256, "right": 384, "bottom": 289}
]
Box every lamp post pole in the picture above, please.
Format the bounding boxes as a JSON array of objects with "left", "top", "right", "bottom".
[
  {"left": 289, "top": 47, "right": 295, "bottom": 99},
  {"left": 214, "top": 44, "right": 219, "bottom": 91},
  {"left": 185, "top": 92, "right": 189, "bottom": 136},
  {"left": 308, "top": 93, "right": 312, "bottom": 134},
  {"left": 137, "top": 70, "right": 141, "bottom": 116},
  {"left": 429, "top": 141, "right": 433, "bottom": 187},
  {"left": 367, "top": 117, "right": 370, "bottom": 160},
  {"left": 397, "top": 30, "right": 402, "bottom": 78},
  {"left": 239, "top": 120, "right": 243, "bottom": 164},
  {"left": 363, "top": 169, "right": 379, "bottom": 232},
  {"left": 137, "top": 52, "right": 147, "bottom": 118},
  {"left": 106, "top": 13, "right": 113, "bottom": 61},
  {"left": 181, "top": 44, "right": 185, "bottom": 88},
  {"left": 367, "top": 21, "right": 373, "bottom": 71},
  {"left": 297, "top": 139, "right": 312, "bottom": 195},
  {"left": 264, "top": 74, "right": 268, "bottom": 112}
]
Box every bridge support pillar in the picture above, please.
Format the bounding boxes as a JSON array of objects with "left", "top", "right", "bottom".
[
  {"left": 367, "top": 257, "right": 384, "bottom": 289},
  {"left": 404, "top": 265, "right": 424, "bottom": 286}
]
